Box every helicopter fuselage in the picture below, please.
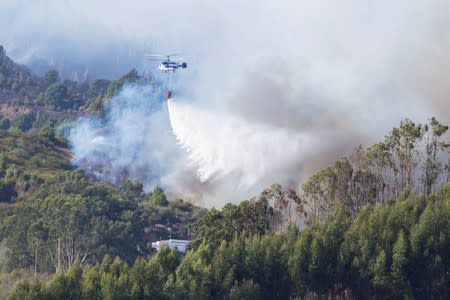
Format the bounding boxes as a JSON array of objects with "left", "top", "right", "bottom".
[{"left": 158, "top": 61, "right": 187, "bottom": 73}]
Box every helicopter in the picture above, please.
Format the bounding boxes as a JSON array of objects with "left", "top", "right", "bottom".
[{"left": 145, "top": 53, "right": 187, "bottom": 73}]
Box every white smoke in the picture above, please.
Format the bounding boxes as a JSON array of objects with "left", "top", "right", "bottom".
[{"left": 69, "top": 84, "right": 183, "bottom": 189}]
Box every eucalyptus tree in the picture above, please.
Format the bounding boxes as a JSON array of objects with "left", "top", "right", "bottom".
[
  {"left": 422, "top": 117, "right": 449, "bottom": 196},
  {"left": 384, "top": 119, "right": 423, "bottom": 195}
]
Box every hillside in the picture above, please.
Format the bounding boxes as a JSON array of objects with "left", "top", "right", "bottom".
[
  {"left": 0, "top": 46, "right": 43, "bottom": 104},
  {"left": 6, "top": 183, "right": 450, "bottom": 299},
  {"left": 0, "top": 45, "right": 152, "bottom": 135},
  {"left": 0, "top": 131, "right": 73, "bottom": 202},
  {"left": 0, "top": 130, "right": 206, "bottom": 297}
]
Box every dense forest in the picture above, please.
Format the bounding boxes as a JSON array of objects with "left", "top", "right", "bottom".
[
  {"left": 0, "top": 46, "right": 449, "bottom": 299},
  {"left": 7, "top": 185, "right": 450, "bottom": 299}
]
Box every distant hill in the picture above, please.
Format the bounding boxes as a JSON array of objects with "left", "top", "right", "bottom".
[
  {"left": 0, "top": 45, "right": 43, "bottom": 104},
  {"left": 0, "top": 45, "right": 152, "bottom": 134}
]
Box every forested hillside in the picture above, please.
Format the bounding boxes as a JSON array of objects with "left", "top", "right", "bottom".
[
  {"left": 0, "top": 45, "right": 153, "bottom": 136},
  {"left": 7, "top": 184, "right": 449, "bottom": 299},
  {"left": 0, "top": 131, "right": 205, "bottom": 298},
  {"left": 0, "top": 46, "right": 449, "bottom": 299}
]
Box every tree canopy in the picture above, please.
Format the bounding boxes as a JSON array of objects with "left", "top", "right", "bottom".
[
  {"left": 44, "top": 82, "right": 68, "bottom": 110},
  {"left": 7, "top": 184, "right": 450, "bottom": 299}
]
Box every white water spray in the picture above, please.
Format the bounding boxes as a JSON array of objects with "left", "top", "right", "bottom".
[{"left": 167, "top": 98, "right": 316, "bottom": 190}]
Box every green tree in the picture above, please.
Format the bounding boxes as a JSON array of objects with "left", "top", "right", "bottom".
[
  {"left": 175, "top": 241, "right": 213, "bottom": 299},
  {"left": 149, "top": 186, "right": 168, "bottom": 206},
  {"left": 39, "top": 125, "right": 55, "bottom": 140},
  {"left": 100, "top": 257, "right": 131, "bottom": 299},
  {"left": 87, "top": 79, "right": 110, "bottom": 98},
  {"left": 86, "top": 96, "right": 104, "bottom": 112},
  {"left": 191, "top": 197, "right": 270, "bottom": 250},
  {"left": 391, "top": 230, "right": 410, "bottom": 294},
  {"left": 81, "top": 267, "right": 102, "bottom": 300},
  {"left": 385, "top": 119, "right": 423, "bottom": 193},
  {"left": 371, "top": 249, "right": 390, "bottom": 293},
  {"left": 0, "top": 151, "right": 7, "bottom": 170},
  {"left": 288, "top": 229, "right": 313, "bottom": 297},
  {"left": 6, "top": 280, "right": 45, "bottom": 300},
  {"left": 106, "top": 80, "right": 123, "bottom": 99},
  {"left": 122, "top": 178, "right": 143, "bottom": 199},
  {"left": 210, "top": 241, "right": 235, "bottom": 298},
  {"left": 229, "top": 279, "right": 261, "bottom": 300},
  {"left": 367, "top": 142, "right": 391, "bottom": 205},
  {"left": 121, "top": 68, "right": 140, "bottom": 82},
  {"left": 46, "top": 266, "right": 83, "bottom": 300},
  {"left": 44, "top": 69, "right": 59, "bottom": 86},
  {"left": 422, "top": 117, "right": 449, "bottom": 196},
  {"left": 44, "top": 82, "right": 67, "bottom": 110}
]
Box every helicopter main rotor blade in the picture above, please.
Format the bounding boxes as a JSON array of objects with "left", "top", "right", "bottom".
[
  {"left": 145, "top": 54, "right": 165, "bottom": 60},
  {"left": 145, "top": 53, "right": 185, "bottom": 61}
]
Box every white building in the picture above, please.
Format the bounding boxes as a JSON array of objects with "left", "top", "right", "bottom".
[{"left": 151, "top": 239, "right": 190, "bottom": 253}]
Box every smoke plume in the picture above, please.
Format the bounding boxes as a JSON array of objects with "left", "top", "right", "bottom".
[{"left": 69, "top": 85, "right": 182, "bottom": 189}]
